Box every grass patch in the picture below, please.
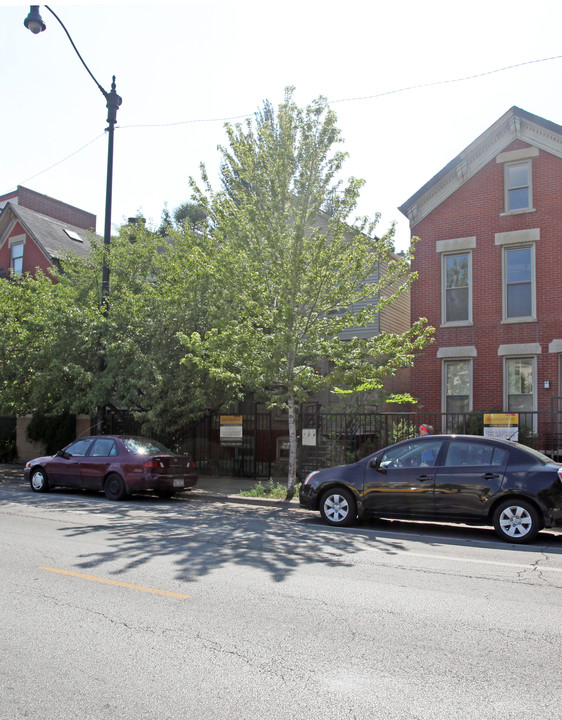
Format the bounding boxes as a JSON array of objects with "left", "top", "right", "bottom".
[{"left": 240, "top": 480, "right": 301, "bottom": 500}]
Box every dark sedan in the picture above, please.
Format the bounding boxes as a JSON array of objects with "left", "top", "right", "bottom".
[
  {"left": 299, "top": 434, "right": 562, "bottom": 543},
  {"left": 24, "top": 435, "right": 198, "bottom": 500}
]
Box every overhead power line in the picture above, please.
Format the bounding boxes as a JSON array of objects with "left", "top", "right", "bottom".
[
  {"left": 16, "top": 53, "right": 562, "bottom": 184},
  {"left": 120, "top": 54, "right": 562, "bottom": 129}
]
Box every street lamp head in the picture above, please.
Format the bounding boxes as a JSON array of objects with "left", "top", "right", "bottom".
[{"left": 24, "top": 6, "right": 46, "bottom": 34}]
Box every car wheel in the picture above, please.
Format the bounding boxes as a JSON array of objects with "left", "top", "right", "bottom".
[
  {"left": 493, "top": 499, "right": 540, "bottom": 543},
  {"left": 319, "top": 487, "right": 357, "bottom": 527},
  {"left": 30, "top": 468, "right": 50, "bottom": 493},
  {"left": 104, "top": 473, "right": 126, "bottom": 501}
]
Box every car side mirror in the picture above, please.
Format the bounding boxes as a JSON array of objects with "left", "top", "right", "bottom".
[
  {"left": 370, "top": 456, "right": 388, "bottom": 474},
  {"left": 56, "top": 449, "right": 69, "bottom": 459}
]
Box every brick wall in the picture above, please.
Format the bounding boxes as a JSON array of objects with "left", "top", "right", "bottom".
[
  {"left": 17, "top": 186, "right": 96, "bottom": 231},
  {"left": 410, "top": 139, "right": 562, "bottom": 413}
]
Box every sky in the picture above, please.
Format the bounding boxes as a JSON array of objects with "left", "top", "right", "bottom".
[{"left": 1, "top": 0, "right": 561, "bottom": 251}]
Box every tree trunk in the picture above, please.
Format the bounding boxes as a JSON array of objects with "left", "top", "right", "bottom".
[{"left": 286, "top": 390, "right": 298, "bottom": 500}]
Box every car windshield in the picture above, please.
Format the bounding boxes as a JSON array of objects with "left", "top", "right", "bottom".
[{"left": 121, "top": 438, "right": 174, "bottom": 456}]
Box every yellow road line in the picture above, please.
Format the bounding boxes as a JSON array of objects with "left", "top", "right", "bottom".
[{"left": 39, "top": 566, "right": 190, "bottom": 598}]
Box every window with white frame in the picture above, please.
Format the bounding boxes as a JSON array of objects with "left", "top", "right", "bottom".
[
  {"left": 503, "top": 245, "right": 535, "bottom": 321},
  {"left": 505, "top": 160, "right": 532, "bottom": 212},
  {"left": 505, "top": 357, "right": 535, "bottom": 413},
  {"left": 444, "top": 359, "right": 471, "bottom": 413},
  {"left": 10, "top": 242, "right": 24, "bottom": 275},
  {"left": 443, "top": 252, "right": 471, "bottom": 324}
]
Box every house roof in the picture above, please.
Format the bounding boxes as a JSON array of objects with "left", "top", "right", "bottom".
[
  {"left": 398, "top": 106, "right": 562, "bottom": 228},
  {"left": 0, "top": 202, "right": 95, "bottom": 262}
]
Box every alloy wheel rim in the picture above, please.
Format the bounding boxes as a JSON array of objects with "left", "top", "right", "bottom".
[
  {"left": 499, "top": 506, "right": 532, "bottom": 537},
  {"left": 325, "top": 494, "right": 349, "bottom": 522}
]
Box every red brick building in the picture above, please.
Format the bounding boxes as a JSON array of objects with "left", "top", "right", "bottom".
[
  {"left": 399, "top": 107, "right": 562, "bottom": 436},
  {"left": 0, "top": 186, "right": 95, "bottom": 277}
]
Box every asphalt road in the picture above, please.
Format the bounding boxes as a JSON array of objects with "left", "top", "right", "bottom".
[{"left": 1, "top": 483, "right": 561, "bottom": 720}]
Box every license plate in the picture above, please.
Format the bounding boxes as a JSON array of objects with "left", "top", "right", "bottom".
[{"left": 173, "top": 479, "right": 184, "bottom": 488}]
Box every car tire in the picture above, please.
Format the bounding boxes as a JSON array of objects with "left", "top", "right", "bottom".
[
  {"left": 492, "top": 499, "right": 540, "bottom": 543},
  {"left": 104, "top": 473, "right": 126, "bottom": 501},
  {"left": 319, "top": 487, "right": 357, "bottom": 527},
  {"left": 30, "top": 468, "right": 50, "bottom": 493}
]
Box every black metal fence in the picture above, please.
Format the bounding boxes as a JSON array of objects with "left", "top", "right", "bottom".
[
  {"left": 185, "top": 405, "right": 562, "bottom": 479},
  {"left": 8, "top": 403, "right": 562, "bottom": 478}
]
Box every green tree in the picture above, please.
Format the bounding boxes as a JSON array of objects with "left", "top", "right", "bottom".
[
  {"left": 0, "top": 224, "right": 225, "bottom": 447},
  {"left": 183, "top": 88, "right": 433, "bottom": 494},
  {"left": 173, "top": 201, "right": 208, "bottom": 230}
]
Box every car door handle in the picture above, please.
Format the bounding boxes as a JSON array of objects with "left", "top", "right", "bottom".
[
  {"left": 417, "top": 474, "right": 433, "bottom": 482},
  {"left": 481, "top": 472, "right": 500, "bottom": 479}
]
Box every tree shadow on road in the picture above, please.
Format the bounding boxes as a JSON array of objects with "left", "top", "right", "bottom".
[{"left": 4, "top": 485, "right": 562, "bottom": 585}]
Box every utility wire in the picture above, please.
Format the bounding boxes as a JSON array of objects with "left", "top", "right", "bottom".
[
  {"left": 20, "top": 134, "right": 105, "bottom": 185},
  {"left": 17, "top": 53, "right": 562, "bottom": 182},
  {"left": 120, "top": 54, "right": 562, "bottom": 129}
]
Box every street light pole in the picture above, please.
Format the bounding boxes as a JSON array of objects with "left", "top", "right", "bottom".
[{"left": 24, "top": 5, "right": 122, "bottom": 310}]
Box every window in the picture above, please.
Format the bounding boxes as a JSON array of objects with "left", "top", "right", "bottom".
[
  {"left": 65, "top": 439, "right": 94, "bottom": 457},
  {"left": 90, "top": 438, "right": 118, "bottom": 457},
  {"left": 10, "top": 243, "right": 24, "bottom": 275},
  {"left": 444, "top": 359, "right": 471, "bottom": 414},
  {"left": 443, "top": 252, "right": 471, "bottom": 323},
  {"left": 379, "top": 439, "right": 444, "bottom": 469},
  {"left": 505, "top": 161, "right": 531, "bottom": 212},
  {"left": 506, "top": 357, "right": 534, "bottom": 413},
  {"left": 503, "top": 246, "right": 534, "bottom": 320},
  {"left": 444, "top": 440, "right": 509, "bottom": 467}
]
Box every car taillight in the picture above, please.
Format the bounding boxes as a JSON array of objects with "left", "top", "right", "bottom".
[
  {"left": 558, "top": 468, "right": 562, "bottom": 484},
  {"left": 143, "top": 459, "right": 161, "bottom": 470}
]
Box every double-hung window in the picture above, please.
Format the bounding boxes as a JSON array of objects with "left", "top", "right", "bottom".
[
  {"left": 497, "top": 147, "right": 537, "bottom": 215},
  {"left": 10, "top": 242, "right": 24, "bottom": 275},
  {"left": 444, "top": 359, "right": 472, "bottom": 414},
  {"left": 505, "top": 357, "right": 534, "bottom": 413},
  {"left": 443, "top": 252, "right": 471, "bottom": 323},
  {"left": 503, "top": 245, "right": 534, "bottom": 321},
  {"left": 505, "top": 161, "right": 531, "bottom": 212}
]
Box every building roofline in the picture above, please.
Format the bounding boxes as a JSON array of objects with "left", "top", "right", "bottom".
[{"left": 398, "top": 107, "right": 562, "bottom": 225}]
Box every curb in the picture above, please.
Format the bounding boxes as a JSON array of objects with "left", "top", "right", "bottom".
[{"left": 0, "top": 472, "right": 305, "bottom": 511}]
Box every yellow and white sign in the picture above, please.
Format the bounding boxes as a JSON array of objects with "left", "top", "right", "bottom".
[{"left": 484, "top": 413, "right": 519, "bottom": 441}]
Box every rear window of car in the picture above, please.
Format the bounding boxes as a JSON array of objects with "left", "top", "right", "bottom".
[{"left": 122, "top": 438, "right": 173, "bottom": 456}]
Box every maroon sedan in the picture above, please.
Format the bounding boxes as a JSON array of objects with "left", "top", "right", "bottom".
[{"left": 24, "top": 435, "right": 198, "bottom": 500}]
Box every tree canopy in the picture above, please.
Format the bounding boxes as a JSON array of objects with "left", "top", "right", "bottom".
[
  {"left": 0, "top": 88, "right": 433, "bottom": 479},
  {"left": 0, "top": 224, "right": 226, "bottom": 447},
  {"left": 184, "top": 88, "right": 433, "bottom": 490}
]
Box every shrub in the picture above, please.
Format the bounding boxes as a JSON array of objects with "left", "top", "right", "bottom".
[
  {"left": 27, "top": 411, "right": 76, "bottom": 455},
  {"left": 0, "top": 423, "right": 17, "bottom": 463}
]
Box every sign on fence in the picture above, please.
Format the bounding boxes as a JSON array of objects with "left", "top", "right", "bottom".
[
  {"left": 483, "top": 413, "right": 519, "bottom": 441},
  {"left": 302, "top": 429, "right": 317, "bottom": 446},
  {"left": 220, "top": 415, "right": 243, "bottom": 445}
]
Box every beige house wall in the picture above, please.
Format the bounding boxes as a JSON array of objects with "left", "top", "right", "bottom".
[{"left": 16, "top": 415, "right": 91, "bottom": 463}]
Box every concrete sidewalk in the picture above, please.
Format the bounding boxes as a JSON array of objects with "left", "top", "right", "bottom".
[{"left": 0, "top": 464, "right": 302, "bottom": 509}]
